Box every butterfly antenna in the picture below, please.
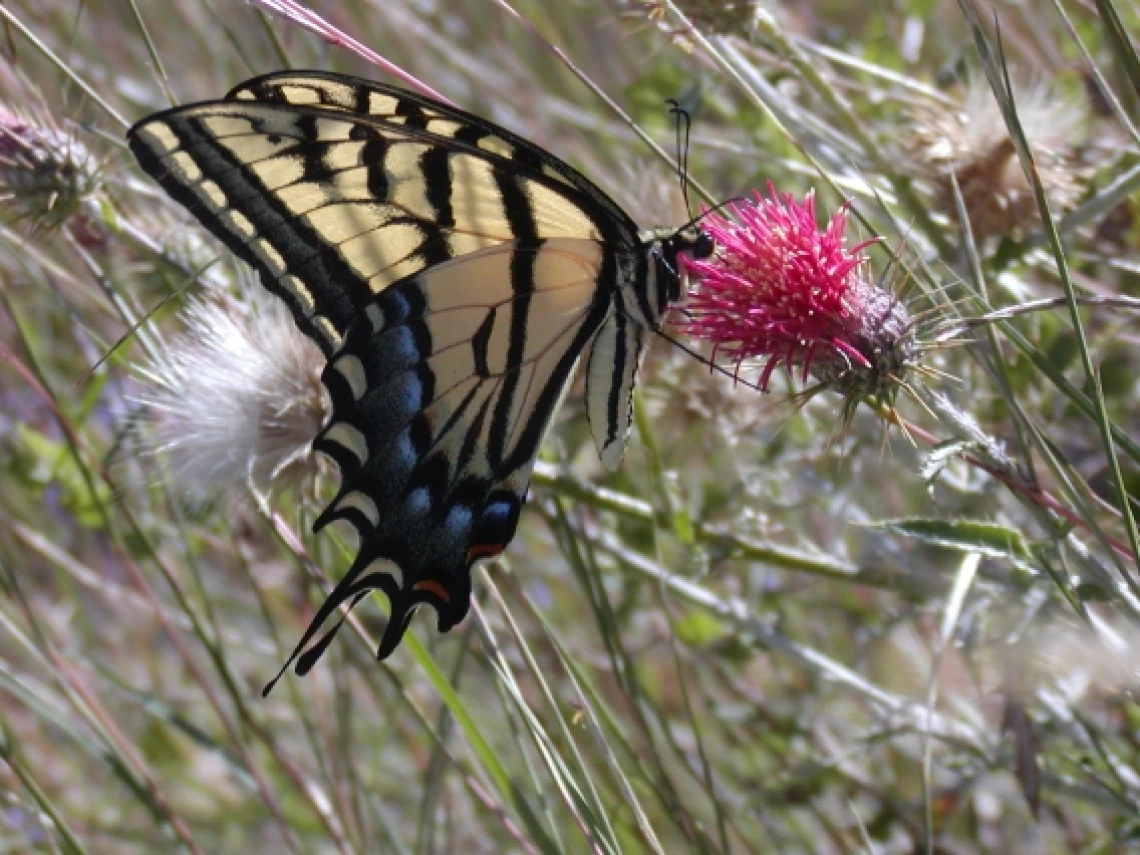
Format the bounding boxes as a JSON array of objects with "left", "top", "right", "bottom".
[
  {"left": 672, "top": 195, "right": 750, "bottom": 235},
  {"left": 667, "top": 98, "right": 693, "bottom": 216}
]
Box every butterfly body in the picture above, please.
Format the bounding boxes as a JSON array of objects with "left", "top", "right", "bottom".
[{"left": 128, "top": 71, "right": 709, "bottom": 678}]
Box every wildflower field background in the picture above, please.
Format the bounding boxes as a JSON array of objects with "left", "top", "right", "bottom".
[{"left": 2, "top": 0, "right": 1140, "bottom": 852}]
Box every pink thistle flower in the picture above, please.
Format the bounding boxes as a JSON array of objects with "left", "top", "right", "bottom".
[{"left": 680, "top": 184, "right": 914, "bottom": 403}]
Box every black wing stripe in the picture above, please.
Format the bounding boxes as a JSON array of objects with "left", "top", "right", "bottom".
[
  {"left": 421, "top": 145, "right": 455, "bottom": 228},
  {"left": 631, "top": 251, "right": 657, "bottom": 331},
  {"left": 131, "top": 116, "right": 376, "bottom": 354},
  {"left": 606, "top": 309, "right": 629, "bottom": 449},
  {"left": 487, "top": 170, "right": 539, "bottom": 469},
  {"left": 503, "top": 298, "right": 610, "bottom": 473}
]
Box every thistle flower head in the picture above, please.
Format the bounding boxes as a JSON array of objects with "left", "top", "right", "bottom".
[
  {"left": 910, "top": 79, "right": 1086, "bottom": 239},
  {"left": 679, "top": 185, "right": 914, "bottom": 407},
  {"left": 134, "top": 280, "right": 330, "bottom": 503},
  {"left": 0, "top": 103, "right": 100, "bottom": 233}
]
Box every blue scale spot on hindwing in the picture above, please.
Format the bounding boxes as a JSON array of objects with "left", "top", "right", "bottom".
[
  {"left": 445, "top": 504, "right": 474, "bottom": 534},
  {"left": 393, "top": 430, "right": 418, "bottom": 471},
  {"left": 380, "top": 288, "right": 413, "bottom": 327},
  {"left": 374, "top": 326, "right": 420, "bottom": 368},
  {"left": 351, "top": 367, "right": 425, "bottom": 453},
  {"left": 407, "top": 486, "right": 431, "bottom": 516},
  {"left": 395, "top": 371, "right": 423, "bottom": 412}
]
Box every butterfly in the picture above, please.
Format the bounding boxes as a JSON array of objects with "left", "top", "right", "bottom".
[{"left": 128, "top": 70, "right": 712, "bottom": 686}]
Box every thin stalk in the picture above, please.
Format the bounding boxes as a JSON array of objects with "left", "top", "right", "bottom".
[{"left": 0, "top": 5, "right": 129, "bottom": 129}]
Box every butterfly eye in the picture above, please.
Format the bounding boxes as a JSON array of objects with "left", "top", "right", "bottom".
[{"left": 693, "top": 231, "right": 715, "bottom": 260}]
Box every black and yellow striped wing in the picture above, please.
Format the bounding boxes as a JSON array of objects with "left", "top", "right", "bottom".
[{"left": 128, "top": 71, "right": 675, "bottom": 681}]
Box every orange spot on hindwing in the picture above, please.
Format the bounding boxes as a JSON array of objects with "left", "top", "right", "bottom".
[
  {"left": 466, "top": 542, "right": 505, "bottom": 565},
  {"left": 413, "top": 579, "right": 451, "bottom": 603}
]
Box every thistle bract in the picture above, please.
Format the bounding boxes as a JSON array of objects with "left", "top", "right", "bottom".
[{"left": 0, "top": 104, "right": 99, "bottom": 233}]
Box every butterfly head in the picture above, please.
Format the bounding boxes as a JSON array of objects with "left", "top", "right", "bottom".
[
  {"left": 643, "top": 225, "right": 715, "bottom": 306},
  {"left": 669, "top": 225, "right": 715, "bottom": 262}
]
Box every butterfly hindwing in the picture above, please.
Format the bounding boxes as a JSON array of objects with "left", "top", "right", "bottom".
[
  {"left": 268, "top": 239, "right": 612, "bottom": 679},
  {"left": 586, "top": 306, "right": 649, "bottom": 471}
]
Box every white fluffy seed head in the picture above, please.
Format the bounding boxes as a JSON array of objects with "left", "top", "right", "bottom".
[{"left": 132, "top": 279, "right": 331, "bottom": 503}]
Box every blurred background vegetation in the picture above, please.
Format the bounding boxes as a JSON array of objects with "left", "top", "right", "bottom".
[{"left": 1, "top": 0, "right": 1139, "bottom": 852}]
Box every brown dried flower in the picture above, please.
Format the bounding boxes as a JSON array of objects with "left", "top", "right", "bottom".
[
  {"left": 636, "top": 0, "right": 763, "bottom": 38},
  {"left": 910, "top": 79, "right": 1086, "bottom": 240}
]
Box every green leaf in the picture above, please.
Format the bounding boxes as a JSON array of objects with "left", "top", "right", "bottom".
[
  {"left": 1095, "top": 0, "right": 1140, "bottom": 108},
  {"left": 870, "top": 518, "right": 1037, "bottom": 572},
  {"left": 99, "top": 195, "right": 120, "bottom": 232},
  {"left": 13, "top": 425, "right": 111, "bottom": 528}
]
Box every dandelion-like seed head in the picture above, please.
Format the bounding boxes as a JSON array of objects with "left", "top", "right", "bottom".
[
  {"left": 679, "top": 185, "right": 915, "bottom": 415},
  {"left": 910, "top": 79, "right": 1086, "bottom": 239},
  {"left": 0, "top": 103, "right": 100, "bottom": 233},
  {"left": 134, "top": 279, "right": 331, "bottom": 504}
]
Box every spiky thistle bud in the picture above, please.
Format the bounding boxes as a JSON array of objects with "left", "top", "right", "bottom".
[
  {"left": 133, "top": 280, "right": 330, "bottom": 504},
  {"left": 679, "top": 185, "right": 915, "bottom": 411},
  {"left": 910, "top": 79, "right": 1086, "bottom": 239},
  {"left": 0, "top": 104, "right": 99, "bottom": 233}
]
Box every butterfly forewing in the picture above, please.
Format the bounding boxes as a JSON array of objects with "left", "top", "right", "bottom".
[
  {"left": 130, "top": 101, "right": 616, "bottom": 352},
  {"left": 127, "top": 71, "right": 685, "bottom": 677},
  {"left": 227, "top": 70, "right": 638, "bottom": 240}
]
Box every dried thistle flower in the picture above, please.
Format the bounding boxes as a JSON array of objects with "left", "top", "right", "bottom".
[
  {"left": 635, "top": 0, "right": 763, "bottom": 39},
  {"left": 679, "top": 185, "right": 915, "bottom": 416},
  {"left": 0, "top": 103, "right": 100, "bottom": 233},
  {"left": 910, "top": 79, "right": 1086, "bottom": 239},
  {"left": 134, "top": 279, "right": 330, "bottom": 504}
]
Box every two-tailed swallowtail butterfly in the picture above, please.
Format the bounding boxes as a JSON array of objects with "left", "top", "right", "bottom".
[{"left": 128, "top": 71, "right": 712, "bottom": 688}]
